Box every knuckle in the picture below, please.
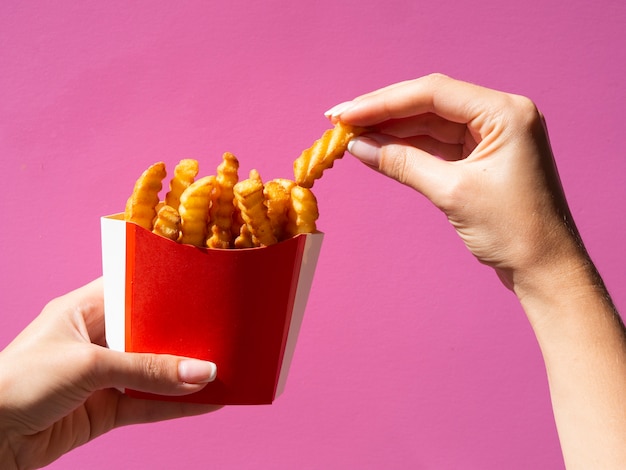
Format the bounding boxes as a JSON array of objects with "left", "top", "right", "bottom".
[
  {"left": 40, "top": 296, "right": 65, "bottom": 316},
  {"left": 140, "top": 354, "right": 168, "bottom": 382},
  {"left": 425, "top": 72, "right": 449, "bottom": 84},
  {"left": 74, "top": 346, "right": 106, "bottom": 389},
  {"left": 505, "top": 94, "right": 544, "bottom": 128},
  {"left": 81, "top": 347, "right": 102, "bottom": 370},
  {"left": 437, "top": 172, "right": 467, "bottom": 212}
]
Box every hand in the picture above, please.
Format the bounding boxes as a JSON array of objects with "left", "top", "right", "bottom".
[
  {"left": 327, "top": 73, "right": 586, "bottom": 296},
  {"left": 0, "top": 278, "right": 221, "bottom": 469},
  {"left": 329, "top": 74, "right": 626, "bottom": 469}
]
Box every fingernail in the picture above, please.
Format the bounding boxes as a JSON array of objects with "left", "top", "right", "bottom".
[
  {"left": 178, "top": 359, "right": 217, "bottom": 384},
  {"left": 347, "top": 136, "right": 381, "bottom": 168},
  {"left": 324, "top": 101, "right": 356, "bottom": 118}
]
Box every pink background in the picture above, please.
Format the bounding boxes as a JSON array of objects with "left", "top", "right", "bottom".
[{"left": 1, "top": 1, "right": 624, "bottom": 468}]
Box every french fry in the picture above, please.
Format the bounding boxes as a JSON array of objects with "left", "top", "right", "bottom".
[
  {"left": 127, "top": 117, "right": 348, "bottom": 247},
  {"left": 234, "top": 222, "right": 256, "bottom": 249},
  {"left": 293, "top": 122, "right": 365, "bottom": 188},
  {"left": 230, "top": 203, "right": 247, "bottom": 247},
  {"left": 287, "top": 185, "right": 319, "bottom": 236},
  {"left": 233, "top": 170, "right": 277, "bottom": 247},
  {"left": 207, "top": 152, "right": 239, "bottom": 249},
  {"left": 264, "top": 178, "right": 296, "bottom": 241},
  {"left": 165, "top": 159, "right": 199, "bottom": 210},
  {"left": 152, "top": 204, "right": 181, "bottom": 242},
  {"left": 179, "top": 175, "right": 217, "bottom": 247},
  {"left": 124, "top": 162, "right": 167, "bottom": 230}
]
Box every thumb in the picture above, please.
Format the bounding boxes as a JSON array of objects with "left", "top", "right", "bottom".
[
  {"left": 92, "top": 348, "right": 217, "bottom": 396},
  {"left": 348, "top": 134, "right": 454, "bottom": 206}
]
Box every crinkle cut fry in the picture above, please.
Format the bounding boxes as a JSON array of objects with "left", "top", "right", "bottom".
[
  {"left": 207, "top": 152, "right": 239, "bottom": 249},
  {"left": 234, "top": 222, "right": 255, "bottom": 249},
  {"left": 293, "top": 122, "right": 366, "bottom": 188},
  {"left": 152, "top": 204, "right": 181, "bottom": 242},
  {"left": 124, "top": 162, "right": 167, "bottom": 231},
  {"left": 179, "top": 175, "right": 217, "bottom": 247},
  {"left": 231, "top": 203, "right": 252, "bottom": 248},
  {"left": 233, "top": 170, "right": 277, "bottom": 247},
  {"left": 165, "top": 159, "right": 199, "bottom": 210},
  {"left": 264, "top": 178, "right": 296, "bottom": 241},
  {"left": 287, "top": 185, "right": 319, "bottom": 236}
]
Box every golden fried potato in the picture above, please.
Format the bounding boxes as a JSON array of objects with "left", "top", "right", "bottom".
[
  {"left": 264, "top": 178, "right": 296, "bottom": 241},
  {"left": 152, "top": 204, "right": 181, "bottom": 242},
  {"left": 124, "top": 162, "right": 167, "bottom": 231},
  {"left": 234, "top": 222, "right": 256, "bottom": 249},
  {"left": 233, "top": 170, "right": 277, "bottom": 247},
  {"left": 165, "top": 159, "right": 199, "bottom": 210},
  {"left": 287, "top": 185, "right": 319, "bottom": 236},
  {"left": 178, "top": 175, "right": 217, "bottom": 247},
  {"left": 207, "top": 152, "right": 239, "bottom": 249},
  {"left": 230, "top": 203, "right": 245, "bottom": 245},
  {"left": 293, "top": 122, "right": 365, "bottom": 188}
]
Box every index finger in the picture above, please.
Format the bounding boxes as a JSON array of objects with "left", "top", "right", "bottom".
[{"left": 334, "top": 73, "right": 499, "bottom": 128}]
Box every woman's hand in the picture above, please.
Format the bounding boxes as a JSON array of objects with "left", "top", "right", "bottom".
[
  {"left": 328, "top": 73, "right": 586, "bottom": 297},
  {"left": 0, "top": 278, "right": 221, "bottom": 469}
]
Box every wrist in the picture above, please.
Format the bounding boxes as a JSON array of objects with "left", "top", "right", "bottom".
[
  {"left": 495, "top": 203, "right": 608, "bottom": 322},
  {"left": 510, "top": 246, "right": 617, "bottom": 331}
]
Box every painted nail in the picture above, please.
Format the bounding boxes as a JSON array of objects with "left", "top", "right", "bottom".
[
  {"left": 178, "top": 359, "right": 217, "bottom": 384},
  {"left": 324, "top": 101, "right": 356, "bottom": 118},
  {"left": 347, "top": 137, "right": 381, "bottom": 168}
]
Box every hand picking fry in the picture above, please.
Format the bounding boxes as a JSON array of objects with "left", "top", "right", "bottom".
[
  {"left": 233, "top": 170, "right": 277, "bottom": 247},
  {"left": 287, "top": 185, "right": 319, "bottom": 236},
  {"left": 264, "top": 178, "right": 296, "bottom": 241},
  {"left": 124, "top": 162, "right": 167, "bottom": 230},
  {"left": 207, "top": 152, "right": 240, "bottom": 249},
  {"left": 152, "top": 204, "right": 181, "bottom": 241},
  {"left": 165, "top": 159, "right": 199, "bottom": 210},
  {"left": 293, "top": 122, "right": 365, "bottom": 188},
  {"left": 179, "top": 175, "right": 218, "bottom": 247}
]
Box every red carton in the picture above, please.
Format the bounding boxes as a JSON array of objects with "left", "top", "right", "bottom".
[{"left": 101, "top": 214, "right": 323, "bottom": 405}]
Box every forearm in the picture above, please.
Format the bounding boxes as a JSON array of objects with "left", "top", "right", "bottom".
[{"left": 516, "top": 254, "right": 626, "bottom": 469}]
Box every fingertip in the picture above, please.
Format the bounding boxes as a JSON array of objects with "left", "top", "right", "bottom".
[
  {"left": 323, "top": 101, "right": 356, "bottom": 120},
  {"left": 347, "top": 136, "right": 382, "bottom": 168},
  {"left": 178, "top": 359, "right": 217, "bottom": 384},
  {"left": 102, "top": 350, "right": 218, "bottom": 397}
]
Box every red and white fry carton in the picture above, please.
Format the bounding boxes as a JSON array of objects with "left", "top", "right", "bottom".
[{"left": 101, "top": 213, "right": 323, "bottom": 405}]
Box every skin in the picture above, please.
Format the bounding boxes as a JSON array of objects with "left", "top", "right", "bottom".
[
  {"left": 0, "top": 278, "right": 221, "bottom": 469},
  {"left": 326, "top": 73, "right": 625, "bottom": 469}
]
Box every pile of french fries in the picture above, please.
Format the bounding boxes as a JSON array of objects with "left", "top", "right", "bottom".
[{"left": 124, "top": 122, "right": 364, "bottom": 248}]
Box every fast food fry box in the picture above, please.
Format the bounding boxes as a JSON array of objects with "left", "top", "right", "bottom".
[{"left": 101, "top": 213, "right": 323, "bottom": 405}]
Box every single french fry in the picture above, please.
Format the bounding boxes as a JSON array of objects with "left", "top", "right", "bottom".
[
  {"left": 152, "top": 204, "right": 181, "bottom": 242},
  {"left": 165, "top": 159, "right": 199, "bottom": 210},
  {"left": 293, "top": 122, "right": 365, "bottom": 188},
  {"left": 124, "top": 162, "right": 167, "bottom": 230},
  {"left": 207, "top": 152, "right": 239, "bottom": 249},
  {"left": 287, "top": 185, "right": 319, "bottom": 236},
  {"left": 179, "top": 175, "right": 217, "bottom": 247},
  {"left": 233, "top": 170, "right": 277, "bottom": 247},
  {"left": 234, "top": 222, "right": 256, "bottom": 248},
  {"left": 264, "top": 178, "right": 296, "bottom": 241}
]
